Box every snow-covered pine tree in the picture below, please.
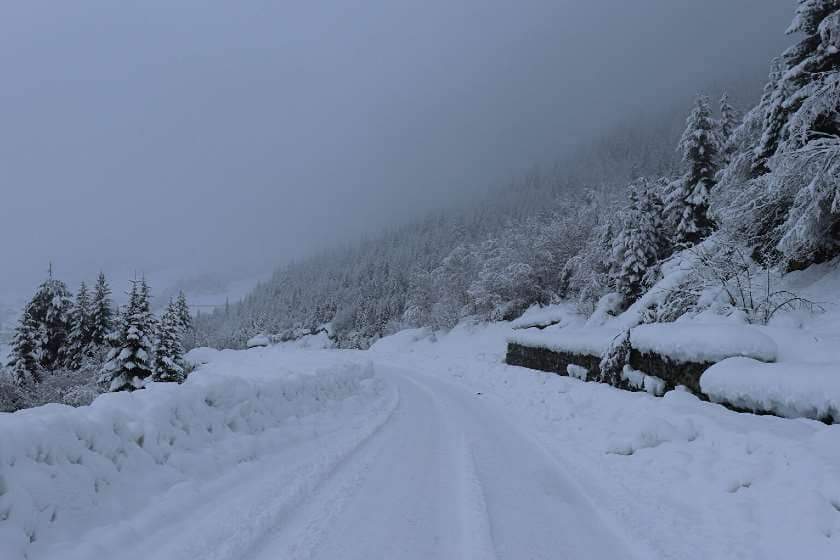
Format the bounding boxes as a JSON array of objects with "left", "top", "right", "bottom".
[
  {"left": 718, "top": 92, "right": 740, "bottom": 165},
  {"left": 153, "top": 301, "right": 186, "bottom": 383},
  {"left": 65, "top": 282, "right": 94, "bottom": 369},
  {"left": 715, "top": 2, "right": 840, "bottom": 267},
  {"left": 668, "top": 95, "right": 719, "bottom": 246},
  {"left": 754, "top": 0, "right": 840, "bottom": 172},
  {"left": 612, "top": 180, "right": 667, "bottom": 302},
  {"left": 7, "top": 308, "right": 42, "bottom": 385},
  {"left": 769, "top": 1, "right": 840, "bottom": 266},
  {"left": 139, "top": 278, "right": 158, "bottom": 335},
  {"left": 89, "top": 272, "right": 114, "bottom": 352},
  {"left": 174, "top": 291, "right": 192, "bottom": 333},
  {"left": 98, "top": 280, "right": 155, "bottom": 392},
  {"left": 25, "top": 268, "right": 73, "bottom": 370}
]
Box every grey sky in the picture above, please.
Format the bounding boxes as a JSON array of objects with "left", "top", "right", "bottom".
[{"left": 0, "top": 1, "right": 795, "bottom": 297}]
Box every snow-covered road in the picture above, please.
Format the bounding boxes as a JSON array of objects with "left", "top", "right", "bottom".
[
  {"left": 251, "top": 368, "right": 635, "bottom": 560},
  {"left": 36, "top": 363, "right": 637, "bottom": 560},
  {"left": 6, "top": 329, "right": 839, "bottom": 560}
]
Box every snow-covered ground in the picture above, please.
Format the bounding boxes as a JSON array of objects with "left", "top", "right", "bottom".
[
  {"left": 2, "top": 319, "right": 839, "bottom": 559},
  {"left": 509, "top": 257, "right": 840, "bottom": 422},
  {"left": 370, "top": 323, "right": 840, "bottom": 559}
]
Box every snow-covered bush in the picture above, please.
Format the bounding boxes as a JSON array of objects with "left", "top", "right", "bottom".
[
  {"left": 0, "top": 365, "right": 102, "bottom": 412},
  {"left": 678, "top": 236, "right": 822, "bottom": 324}
]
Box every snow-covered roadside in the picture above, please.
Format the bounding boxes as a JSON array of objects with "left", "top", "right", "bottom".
[
  {"left": 370, "top": 322, "right": 840, "bottom": 559},
  {"left": 2, "top": 315, "right": 838, "bottom": 559},
  {"left": 0, "top": 349, "right": 396, "bottom": 560}
]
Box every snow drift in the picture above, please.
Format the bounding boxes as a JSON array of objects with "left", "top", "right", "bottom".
[
  {"left": 701, "top": 357, "right": 840, "bottom": 422},
  {"left": 0, "top": 361, "right": 384, "bottom": 560},
  {"left": 508, "top": 327, "right": 618, "bottom": 357},
  {"left": 630, "top": 323, "right": 778, "bottom": 363}
]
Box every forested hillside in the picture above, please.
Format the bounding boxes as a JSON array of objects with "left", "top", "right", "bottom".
[
  {"left": 194, "top": 2, "right": 840, "bottom": 350},
  {"left": 190, "top": 108, "right": 686, "bottom": 349}
]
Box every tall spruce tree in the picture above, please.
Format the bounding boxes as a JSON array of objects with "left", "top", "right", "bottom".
[
  {"left": 174, "top": 291, "right": 192, "bottom": 333},
  {"left": 718, "top": 92, "right": 740, "bottom": 165},
  {"left": 770, "top": 1, "right": 840, "bottom": 265},
  {"left": 89, "top": 272, "right": 114, "bottom": 351},
  {"left": 139, "top": 278, "right": 158, "bottom": 338},
  {"left": 715, "top": 1, "right": 840, "bottom": 267},
  {"left": 66, "top": 282, "right": 94, "bottom": 369},
  {"left": 754, "top": 0, "right": 840, "bottom": 171},
  {"left": 153, "top": 301, "right": 186, "bottom": 383},
  {"left": 25, "top": 268, "right": 73, "bottom": 370},
  {"left": 669, "top": 95, "right": 718, "bottom": 246},
  {"left": 612, "top": 180, "right": 667, "bottom": 302},
  {"left": 8, "top": 309, "right": 42, "bottom": 385},
  {"left": 98, "top": 280, "right": 155, "bottom": 392}
]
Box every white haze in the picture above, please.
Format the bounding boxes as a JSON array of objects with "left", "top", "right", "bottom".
[{"left": 0, "top": 0, "right": 793, "bottom": 299}]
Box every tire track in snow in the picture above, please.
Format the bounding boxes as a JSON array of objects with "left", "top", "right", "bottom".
[
  {"left": 248, "top": 369, "right": 502, "bottom": 560},
  {"left": 451, "top": 430, "right": 499, "bottom": 560},
  {"left": 398, "top": 367, "right": 640, "bottom": 560},
  {"left": 50, "top": 378, "right": 400, "bottom": 560}
]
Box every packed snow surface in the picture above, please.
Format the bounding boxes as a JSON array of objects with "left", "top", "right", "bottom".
[
  {"left": 701, "top": 357, "right": 840, "bottom": 422},
  {"left": 373, "top": 323, "right": 840, "bottom": 559},
  {"left": 630, "top": 323, "right": 778, "bottom": 363},
  {"left": 2, "top": 318, "right": 840, "bottom": 559}
]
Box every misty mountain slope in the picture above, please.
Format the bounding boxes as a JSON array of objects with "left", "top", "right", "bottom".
[
  {"left": 194, "top": 0, "right": 840, "bottom": 354},
  {"left": 189, "top": 103, "right": 694, "bottom": 349}
]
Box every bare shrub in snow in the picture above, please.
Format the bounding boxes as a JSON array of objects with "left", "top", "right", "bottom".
[{"left": 665, "top": 236, "right": 822, "bottom": 324}]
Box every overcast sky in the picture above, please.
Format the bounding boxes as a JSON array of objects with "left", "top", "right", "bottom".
[{"left": 0, "top": 0, "right": 795, "bottom": 298}]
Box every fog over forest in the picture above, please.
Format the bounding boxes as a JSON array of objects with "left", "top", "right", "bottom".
[{"left": 1, "top": 1, "right": 792, "bottom": 298}]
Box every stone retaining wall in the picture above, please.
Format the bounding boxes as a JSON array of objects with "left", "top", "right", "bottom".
[
  {"left": 506, "top": 342, "right": 719, "bottom": 399},
  {"left": 628, "top": 350, "right": 713, "bottom": 396},
  {"left": 505, "top": 343, "right": 600, "bottom": 382}
]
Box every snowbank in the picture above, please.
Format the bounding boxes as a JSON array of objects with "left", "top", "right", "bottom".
[
  {"left": 184, "top": 346, "right": 221, "bottom": 366},
  {"left": 630, "top": 323, "right": 777, "bottom": 364},
  {"left": 511, "top": 303, "right": 581, "bottom": 330},
  {"left": 246, "top": 334, "right": 271, "bottom": 348},
  {"left": 701, "top": 357, "right": 840, "bottom": 422},
  {"left": 0, "top": 361, "right": 383, "bottom": 559},
  {"left": 508, "top": 327, "right": 619, "bottom": 357},
  {"left": 277, "top": 330, "right": 334, "bottom": 350}
]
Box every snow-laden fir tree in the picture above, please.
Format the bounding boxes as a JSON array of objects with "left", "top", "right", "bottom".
[
  {"left": 65, "top": 282, "right": 94, "bottom": 369},
  {"left": 718, "top": 92, "right": 740, "bottom": 165},
  {"left": 612, "top": 180, "right": 667, "bottom": 302},
  {"left": 7, "top": 309, "right": 42, "bottom": 385},
  {"left": 668, "top": 95, "right": 718, "bottom": 246},
  {"left": 754, "top": 0, "right": 840, "bottom": 171},
  {"left": 89, "top": 272, "right": 114, "bottom": 351},
  {"left": 768, "top": 1, "right": 840, "bottom": 265},
  {"left": 139, "top": 278, "right": 159, "bottom": 335},
  {"left": 717, "top": 1, "right": 840, "bottom": 267},
  {"left": 153, "top": 301, "right": 186, "bottom": 383},
  {"left": 98, "top": 279, "right": 155, "bottom": 392},
  {"left": 24, "top": 269, "right": 73, "bottom": 370},
  {"left": 174, "top": 291, "right": 192, "bottom": 333}
]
